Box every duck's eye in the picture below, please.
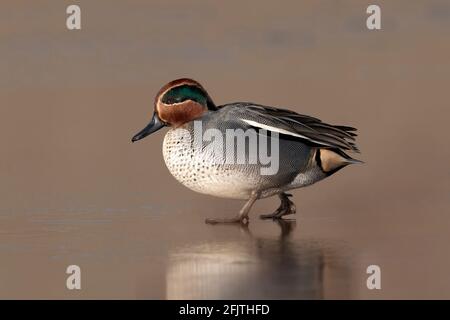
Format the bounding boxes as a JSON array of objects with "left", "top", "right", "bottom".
[{"left": 162, "top": 85, "right": 207, "bottom": 106}]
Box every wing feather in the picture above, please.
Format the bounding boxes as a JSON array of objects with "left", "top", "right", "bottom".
[{"left": 223, "top": 103, "right": 360, "bottom": 153}]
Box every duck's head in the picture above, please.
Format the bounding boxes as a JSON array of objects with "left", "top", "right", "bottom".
[{"left": 131, "top": 78, "right": 216, "bottom": 143}]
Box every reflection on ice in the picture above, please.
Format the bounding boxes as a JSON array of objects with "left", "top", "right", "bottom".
[{"left": 166, "top": 220, "right": 350, "bottom": 299}]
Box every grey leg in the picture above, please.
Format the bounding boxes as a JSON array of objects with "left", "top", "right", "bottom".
[
  {"left": 260, "top": 192, "right": 296, "bottom": 220},
  {"left": 205, "top": 191, "right": 260, "bottom": 224}
]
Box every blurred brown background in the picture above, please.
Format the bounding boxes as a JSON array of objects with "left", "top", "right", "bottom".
[{"left": 0, "top": 0, "right": 449, "bottom": 299}]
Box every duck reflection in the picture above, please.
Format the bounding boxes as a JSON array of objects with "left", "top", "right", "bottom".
[{"left": 166, "top": 220, "right": 350, "bottom": 299}]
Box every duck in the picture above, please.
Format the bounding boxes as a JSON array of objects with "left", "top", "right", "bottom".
[{"left": 132, "top": 78, "right": 362, "bottom": 224}]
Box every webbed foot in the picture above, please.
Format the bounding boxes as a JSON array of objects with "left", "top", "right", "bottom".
[
  {"left": 205, "top": 191, "right": 260, "bottom": 224},
  {"left": 260, "top": 193, "right": 296, "bottom": 220}
]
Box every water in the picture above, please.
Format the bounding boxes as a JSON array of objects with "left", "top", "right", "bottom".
[{"left": 0, "top": 207, "right": 353, "bottom": 299}]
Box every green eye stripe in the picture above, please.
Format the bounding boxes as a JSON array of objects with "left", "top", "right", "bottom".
[{"left": 162, "top": 85, "right": 207, "bottom": 105}]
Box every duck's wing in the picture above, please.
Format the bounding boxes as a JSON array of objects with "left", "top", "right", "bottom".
[{"left": 224, "top": 103, "right": 360, "bottom": 153}]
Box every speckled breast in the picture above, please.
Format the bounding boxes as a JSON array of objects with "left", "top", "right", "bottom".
[{"left": 162, "top": 127, "right": 264, "bottom": 199}]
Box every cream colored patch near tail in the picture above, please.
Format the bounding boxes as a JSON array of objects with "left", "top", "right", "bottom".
[{"left": 319, "top": 149, "right": 350, "bottom": 173}]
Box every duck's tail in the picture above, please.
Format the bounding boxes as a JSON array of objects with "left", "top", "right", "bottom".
[{"left": 316, "top": 148, "right": 364, "bottom": 176}]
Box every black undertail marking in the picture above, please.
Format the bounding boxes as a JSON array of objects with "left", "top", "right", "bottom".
[{"left": 315, "top": 148, "right": 323, "bottom": 171}]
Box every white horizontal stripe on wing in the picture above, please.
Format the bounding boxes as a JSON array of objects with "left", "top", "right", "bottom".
[{"left": 240, "top": 118, "right": 331, "bottom": 147}]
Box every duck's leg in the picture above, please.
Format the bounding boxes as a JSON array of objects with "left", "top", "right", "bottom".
[
  {"left": 260, "top": 192, "right": 296, "bottom": 220},
  {"left": 205, "top": 191, "right": 260, "bottom": 224}
]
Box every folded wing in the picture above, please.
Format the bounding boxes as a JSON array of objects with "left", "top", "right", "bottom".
[{"left": 226, "top": 103, "right": 360, "bottom": 153}]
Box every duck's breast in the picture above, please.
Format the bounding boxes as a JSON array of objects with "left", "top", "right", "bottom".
[{"left": 163, "top": 126, "right": 261, "bottom": 199}]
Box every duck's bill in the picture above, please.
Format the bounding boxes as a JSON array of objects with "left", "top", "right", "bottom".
[{"left": 131, "top": 113, "right": 165, "bottom": 142}]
